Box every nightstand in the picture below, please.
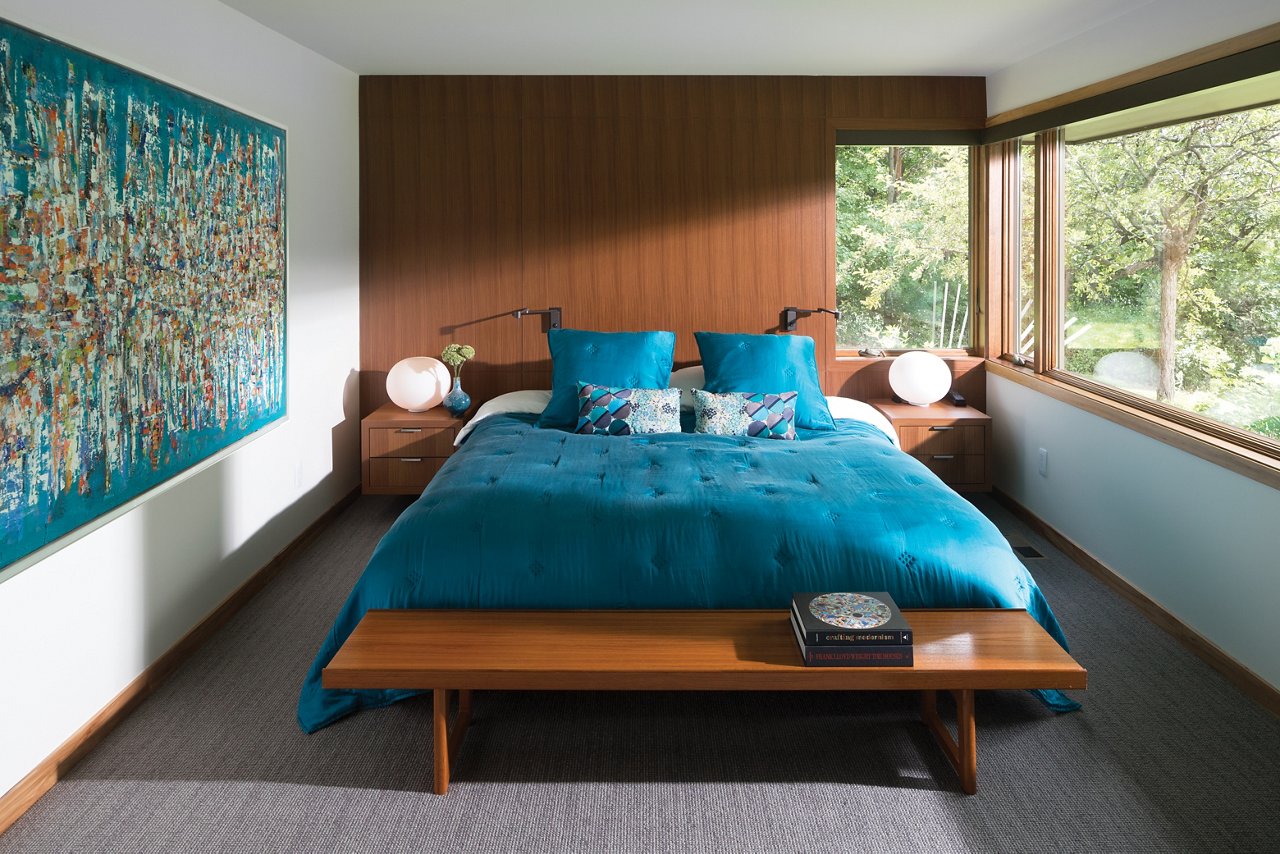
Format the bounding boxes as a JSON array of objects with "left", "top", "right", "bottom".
[
  {"left": 869, "top": 400, "right": 992, "bottom": 493},
  {"left": 361, "top": 404, "right": 465, "bottom": 495}
]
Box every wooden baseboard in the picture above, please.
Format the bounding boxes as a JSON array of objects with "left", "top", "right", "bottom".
[
  {"left": 993, "top": 488, "right": 1280, "bottom": 718},
  {"left": 0, "top": 486, "right": 360, "bottom": 836}
]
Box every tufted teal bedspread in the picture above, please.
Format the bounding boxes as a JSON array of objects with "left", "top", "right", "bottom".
[{"left": 298, "top": 414, "right": 1076, "bottom": 732}]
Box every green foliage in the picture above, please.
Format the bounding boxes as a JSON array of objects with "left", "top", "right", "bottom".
[
  {"left": 441, "top": 343, "right": 475, "bottom": 372},
  {"left": 1250, "top": 415, "right": 1280, "bottom": 439},
  {"left": 835, "top": 145, "right": 970, "bottom": 349},
  {"left": 1063, "top": 104, "right": 1280, "bottom": 436}
]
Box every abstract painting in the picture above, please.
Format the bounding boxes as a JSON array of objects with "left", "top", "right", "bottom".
[{"left": 0, "top": 20, "right": 286, "bottom": 572}]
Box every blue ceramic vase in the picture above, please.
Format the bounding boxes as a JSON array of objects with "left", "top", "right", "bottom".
[{"left": 442, "top": 375, "right": 470, "bottom": 416}]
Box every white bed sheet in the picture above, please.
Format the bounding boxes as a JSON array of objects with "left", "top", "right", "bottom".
[{"left": 457, "top": 389, "right": 897, "bottom": 446}]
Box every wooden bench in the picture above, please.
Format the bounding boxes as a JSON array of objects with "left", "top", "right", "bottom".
[{"left": 322, "top": 608, "right": 1086, "bottom": 795}]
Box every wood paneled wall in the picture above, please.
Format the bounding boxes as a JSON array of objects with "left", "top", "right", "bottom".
[{"left": 360, "top": 75, "right": 986, "bottom": 414}]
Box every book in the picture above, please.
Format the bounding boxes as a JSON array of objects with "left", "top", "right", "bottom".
[
  {"left": 790, "top": 591, "right": 912, "bottom": 646},
  {"left": 790, "top": 612, "right": 914, "bottom": 667}
]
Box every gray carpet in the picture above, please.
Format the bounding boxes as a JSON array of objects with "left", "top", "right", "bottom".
[{"left": 4, "top": 496, "right": 1279, "bottom": 853}]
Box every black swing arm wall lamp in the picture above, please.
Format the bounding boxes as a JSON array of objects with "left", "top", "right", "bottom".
[
  {"left": 782, "top": 306, "right": 841, "bottom": 332},
  {"left": 512, "top": 306, "right": 562, "bottom": 333}
]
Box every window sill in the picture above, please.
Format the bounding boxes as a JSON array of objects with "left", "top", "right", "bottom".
[
  {"left": 834, "top": 349, "right": 977, "bottom": 361},
  {"left": 985, "top": 359, "right": 1280, "bottom": 492}
]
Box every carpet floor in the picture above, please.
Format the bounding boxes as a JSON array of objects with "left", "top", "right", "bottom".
[{"left": 3, "top": 495, "right": 1278, "bottom": 853}]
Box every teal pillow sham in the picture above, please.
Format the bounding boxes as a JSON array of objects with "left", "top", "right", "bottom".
[
  {"left": 538, "top": 329, "right": 677, "bottom": 430},
  {"left": 575, "top": 384, "right": 682, "bottom": 435},
  {"left": 693, "top": 332, "right": 834, "bottom": 430},
  {"left": 692, "top": 389, "right": 798, "bottom": 440}
]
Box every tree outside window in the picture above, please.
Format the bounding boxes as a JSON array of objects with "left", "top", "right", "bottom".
[
  {"left": 835, "top": 145, "right": 970, "bottom": 350},
  {"left": 1063, "top": 104, "right": 1280, "bottom": 441}
]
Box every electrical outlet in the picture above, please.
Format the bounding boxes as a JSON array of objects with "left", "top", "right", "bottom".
[{"left": 1038, "top": 448, "right": 1049, "bottom": 477}]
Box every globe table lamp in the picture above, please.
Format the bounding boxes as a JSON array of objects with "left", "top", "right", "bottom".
[
  {"left": 888, "top": 350, "right": 952, "bottom": 406},
  {"left": 385, "top": 356, "right": 451, "bottom": 411}
]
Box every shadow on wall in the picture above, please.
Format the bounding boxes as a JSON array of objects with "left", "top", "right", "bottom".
[{"left": 136, "top": 368, "right": 361, "bottom": 667}]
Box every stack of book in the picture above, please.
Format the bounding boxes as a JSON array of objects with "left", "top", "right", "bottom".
[{"left": 790, "top": 591, "right": 913, "bottom": 667}]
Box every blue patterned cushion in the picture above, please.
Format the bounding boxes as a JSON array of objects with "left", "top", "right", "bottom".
[
  {"left": 575, "top": 384, "right": 682, "bottom": 436},
  {"left": 691, "top": 389, "right": 798, "bottom": 440}
]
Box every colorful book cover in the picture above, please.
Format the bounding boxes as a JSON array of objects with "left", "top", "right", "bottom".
[{"left": 790, "top": 592, "right": 912, "bottom": 645}]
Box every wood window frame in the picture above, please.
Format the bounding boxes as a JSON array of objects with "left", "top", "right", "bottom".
[
  {"left": 981, "top": 138, "right": 1024, "bottom": 363},
  {"left": 982, "top": 36, "right": 1280, "bottom": 491}
]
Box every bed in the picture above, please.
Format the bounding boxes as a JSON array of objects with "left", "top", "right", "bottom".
[{"left": 298, "top": 396, "right": 1076, "bottom": 733}]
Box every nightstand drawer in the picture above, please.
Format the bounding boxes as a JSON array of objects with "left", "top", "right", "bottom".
[
  {"left": 369, "top": 458, "right": 446, "bottom": 491},
  {"left": 368, "top": 426, "right": 456, "bottom": 458},
  {"left": 898, "top": 424, "right": 985, "bottom": 455},
  {"left": 913, "top": 453, "right": 986, "bottom": 486}
]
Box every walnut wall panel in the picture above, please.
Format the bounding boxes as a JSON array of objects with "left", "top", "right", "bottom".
[
  {"left": 827, "top": 76, "right": 986, "bottom": 128},
  {"left": 361, "top": 76, "right": 985, "bottom": 414},
  {"left": 360, "top": 77, "right": 524, "bottom": 411}
]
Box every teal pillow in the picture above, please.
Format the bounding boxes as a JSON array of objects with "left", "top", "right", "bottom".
[
  {"left": 538, "top": 329, "right": 677, "bottom": 430},
  {"left": 694, "top": 332, "right": 834, "bottom": 430}
]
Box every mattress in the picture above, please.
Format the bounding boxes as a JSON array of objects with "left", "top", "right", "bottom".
[{"left": 299, "top": 413, "right": 1076, "bottom": 732}]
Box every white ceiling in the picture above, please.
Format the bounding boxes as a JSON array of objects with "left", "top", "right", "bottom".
[{"left": 217, "top": 0, "right": 1157, "bottom": 77}]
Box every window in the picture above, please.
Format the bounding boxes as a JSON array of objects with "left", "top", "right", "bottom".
[
  {"left": 834, "top": 144, "right": 971, "bottom": 350},
  {"left": 1061, "top": 103, "right": 1280, "bottom": 443},
  {"left": 1016, "top": 137, "right": 1037, "bottom": 361}
]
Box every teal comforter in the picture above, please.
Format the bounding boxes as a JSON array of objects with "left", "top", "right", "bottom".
[{"left": 299, "top": 414, "right": 1076, "bottom": 732}]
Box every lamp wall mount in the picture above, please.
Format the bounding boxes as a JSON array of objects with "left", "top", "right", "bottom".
[
  {"left": 782, "top": 306, "right": 841, "bottom": 332},
  {"left": 512, "top": 306, "right": 562, "bottom": 333}
]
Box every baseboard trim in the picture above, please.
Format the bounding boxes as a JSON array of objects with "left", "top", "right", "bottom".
[
  {"left": 993, "top": 488, "right": 1280, "bottom": 718},
  {"left": 0, "top": 486, "right": 360, "bottom": 836}
]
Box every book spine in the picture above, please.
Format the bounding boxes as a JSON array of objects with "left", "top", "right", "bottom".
[
  {"left": 791, "top": 601, "right": 912, "bottom": 646},
  {"left": 810, "top": 630, "right": 912, "bottom": 646},
  {"left": 800, "top": 646, "right": 914, "bottom": 667}
]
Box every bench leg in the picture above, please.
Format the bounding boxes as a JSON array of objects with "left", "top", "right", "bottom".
[
  {"left": 433, "top": 689, "right": 474, "bottom": 795},
  {"left": 433, "top": 689, "right": 451, "bottom": 795},
  {"left": 921, "top": 689, "right": 977, "bottom": 795}
]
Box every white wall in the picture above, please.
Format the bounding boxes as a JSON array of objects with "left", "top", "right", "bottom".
[
  {"left": 0, "top": 0, "right": 360, "bottom": 797},
  {"left": 988, "top": 0, "right": 1280, "bottom": 116},
  {"left": 988, "top": 374, "right": 1280, "bottom": 691}
]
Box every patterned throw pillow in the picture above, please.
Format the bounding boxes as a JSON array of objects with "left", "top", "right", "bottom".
[
  {"left": 692, "top": 389, "right": 798, "bottom": 440},
  {"left": 575, "top": 383, "right": 682, "bottom": 435}
]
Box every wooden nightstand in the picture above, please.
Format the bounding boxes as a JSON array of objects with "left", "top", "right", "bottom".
[
  {"left": 361, "top": 404, "right": 464, "bottom": 495},
  {"left": 870, "top": 400, "right": 992, "bottom": 493}
]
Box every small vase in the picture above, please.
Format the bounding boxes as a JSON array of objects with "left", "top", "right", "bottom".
[{"left": 442, "top": 375, "right": 471, "bottom": 416}]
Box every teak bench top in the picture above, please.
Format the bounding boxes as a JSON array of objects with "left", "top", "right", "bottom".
[
  {"left": 322, "top": 608, "right": 1086, "bottom": 796},
  {"left": 322, "top": 608, "right": 1086, "bottom": 692}
]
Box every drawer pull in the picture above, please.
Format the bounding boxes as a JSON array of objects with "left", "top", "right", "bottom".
[
  {"left": 401, "top": 458, "right": 424, "bottom": 463},
  {"left": 929, "top": 426, "right": 955, "bottom": 432},
  {"left": 932, "top": 454, "right": 955, "bottom": 460},
  {"left": 397, "top": 427, "right": 423, "bottom": 434}
]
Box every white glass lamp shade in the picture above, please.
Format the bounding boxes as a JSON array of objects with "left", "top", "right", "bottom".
[
  {"left": 385, "top": 357, "right": 451, "bottom": 412},
  {"left": 888, "top": 350, "right": 951, "bottom": 406}
]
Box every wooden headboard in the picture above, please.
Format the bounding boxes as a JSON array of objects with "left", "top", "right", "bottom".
[{"left": 360, "top": 76, "right": 987, "bottom": 415}]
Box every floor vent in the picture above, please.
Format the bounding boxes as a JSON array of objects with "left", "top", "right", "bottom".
[{"left": 1012, "top": 545, "right": 1045, "bottom": 559}]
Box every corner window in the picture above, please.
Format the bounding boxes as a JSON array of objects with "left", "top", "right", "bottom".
[
  {"left": 835, "top": 144, "right": 971, "bottom": 350},
  {"left": 1061, "top": 103, "right": 1280, "bottom": 443}
]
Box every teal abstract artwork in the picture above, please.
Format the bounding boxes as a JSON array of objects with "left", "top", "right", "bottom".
[{"left": 0, "top": 20, "right": 287, "bottom": 571}]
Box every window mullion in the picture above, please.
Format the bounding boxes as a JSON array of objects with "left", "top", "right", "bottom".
[
  {"left": 1035, "top": 129, "right": 1064, "bottom": 373},
  {"left": 998, "top": 140, "right": 1021, "bottom": 360}
]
